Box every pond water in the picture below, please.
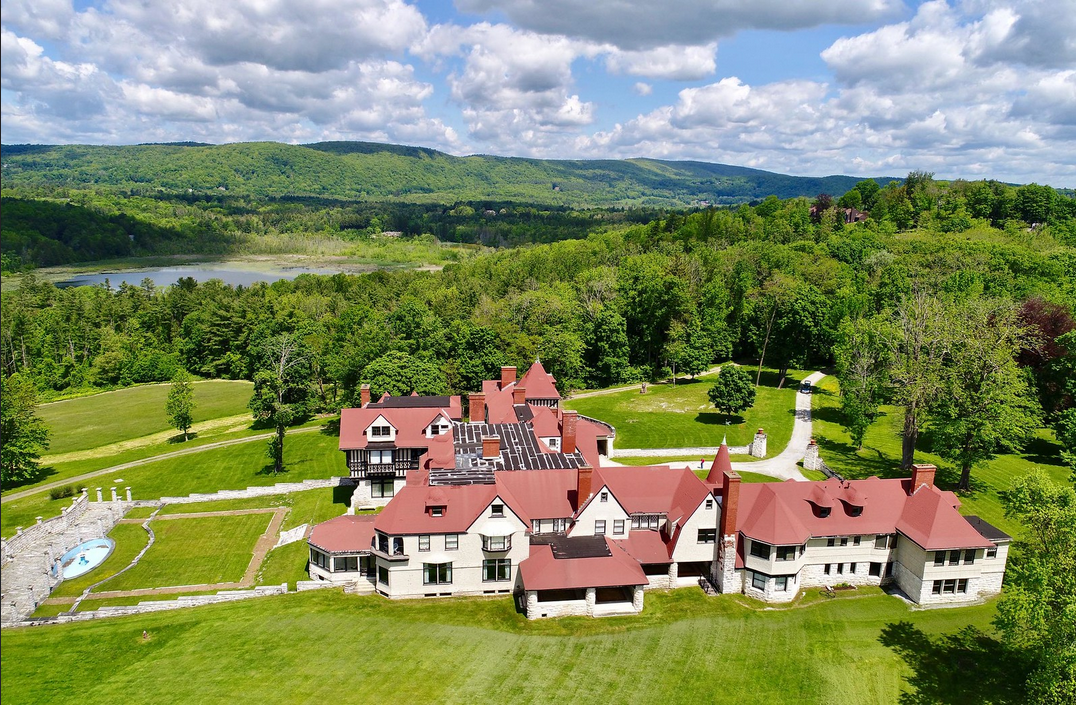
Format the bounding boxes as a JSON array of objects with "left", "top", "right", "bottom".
[{"left": 55, "top": 264, "right": 348, "bottom": 289}]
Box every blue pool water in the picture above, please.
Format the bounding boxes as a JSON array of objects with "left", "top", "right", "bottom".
[{"left": 60, "top": 538, "right": 116, "bottom": 579}]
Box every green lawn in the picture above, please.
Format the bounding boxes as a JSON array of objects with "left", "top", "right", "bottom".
[
  {"left": 810, "top": 375, "right": 1069, "bottom": 536},
  {"left": 614, "top": 454, "right": 755, "bottom": 466},
  {"left": 96, "top": 513, "right": 270, "bottom": 591},
  {"left": 0, "top": 588, "right": 1013, "bottom": 704},
  {"left": 46, "top": 523, "right": 152, "bottom": 600},
  {"left": 37, "top": 380, "right": 254, "bottom": 454},
  {"left": 1, "top": 428, "right": 340, "bottom": 538},
  {"left": 566, "top": 368, "right": 806, "bottom": 451}
]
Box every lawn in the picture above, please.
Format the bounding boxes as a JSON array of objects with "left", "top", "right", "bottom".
[
  {"left": 37, "top": 380, "right": 254, "bottom": 454},
  {"left": 810, "top": 375, "right": 1070, "bottom": 536},
  {"left": 0, "top": 588, "right": 1014, "bottom": 704},
  {"left": 96, "top": 513, "right": 271, "bottom": 591},
  {"left": 1, "top": 428, "right": 340, "bottom": 538},
  {"left": 565, "top": 368, "right": 807, "bottom": 452},
  {"left": 45, "top": 523, "right": 151, "bottom": 599},
  {"left": 614, "top": 454, "right": 755, "bottom": 466}
]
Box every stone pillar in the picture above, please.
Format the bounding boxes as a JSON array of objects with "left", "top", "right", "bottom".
[
  {"left": 633, "top": 586, "right": 644, "bottom": 611},
  {"left": 668, "top": 561, "right": 679, "bottom": 587},
  {"left": 526, "top": 591, "right": 538, "bottom": 619},
  {"left": 96, "top": 488, "right": 103, "bottom": 502},
  {"left": 803, "top": 439, "right": 821, "bottom": 471},
  {"left": 585, "top": 587, "right": 596, "bottom": 616},
  {"left": 110, "top": 487, "right": 118, "bottom": 502},
  {"left": 36, "top": 516, "right": 43, "bottom": 525},
  {"left": 750, "top": 428, "right": 768, "bottom": 458},
  {"left": 640, "top": 382, "right": 647, "bottom": 394},
  {"left": 715, "top": 534, "right": 738, "bottom": 593},
  {"left": 126, "top": 487, "right": 132, "bottom": 502}
]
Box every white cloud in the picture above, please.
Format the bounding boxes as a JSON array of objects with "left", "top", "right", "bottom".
[
  {"left": 633, "top": 82, "right": 653, "bottom": 96},
  {"left": 604, "top": 43, "right": 717, "bottom": 81}
]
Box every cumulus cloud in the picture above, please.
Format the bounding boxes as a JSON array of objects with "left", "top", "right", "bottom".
[
  {"left": 633, "top": 82, "right": 653, "bottom": 96},
  {"left": 456, "top": 0, "right": 901, "bottom": 50},
  {"left": 604, "top": 43, "right": 717, "bottom": 81}
]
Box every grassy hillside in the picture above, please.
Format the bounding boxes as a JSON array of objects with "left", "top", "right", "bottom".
[{"left": 0, "top": 141, "right": 891, "bottom": 207}]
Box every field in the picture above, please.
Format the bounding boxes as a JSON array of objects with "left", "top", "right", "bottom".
[
  {"left": 37, "top": 380, "right": 254, "bottom": 454},
  {"left": 565, "top": 368, "right": 806, "bottom": 451},
  {"left": 810, "top": 376, "right": 1069, "bottom": 535},
  {"left": 1, "top": 587, "right": 1019, "bottom": 705},
  {"left": 1, "top": 428, "right": 341, "bottom": 538}
]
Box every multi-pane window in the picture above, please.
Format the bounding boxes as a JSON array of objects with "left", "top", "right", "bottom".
[
  {"left": 631, "top": 514, "right": 661, "bottom": 530},
  {"left": 422, "top": 562, "right": 452, "bottom": 585},
  {"left": 445, "top": 534, "right": 458, "bottom": 551},
  {"left": 849, "top": 563, "right": 857, "bottom": 574},
  {"left": 533, "top": 520, "right": 542, "bottom": 533},
  {"left": 378, "top": 565, "right": 389, "bottom": 585},
  {"left": 875, "top": 534, "right": 892, "bottom": 549},
  {"left": 934, "top": 551, "right": 946, "bottom": 567},
  {"left": 869, "top": 562, "right": 882, "bottom": 577},
  {"left": 490, "top": 503, "right": 504, "bottom": 517},
  {"left": 698, "top": 529, "right": 717, "bottom": 544},
  {"left": 776, "top": 546, "right": 796, "bottom": 561},
  {"left": 371, "top": 477, "right": 395, "bottom": 498},
  {"left": 836, "top": 563, "right": 845, "bottom": 574},
  {"left": 552, "top": 518, "right": 567, "bottom": 532},
  {"left": 750, "top": 541, "right": 771, "bottom": 559},
  {"left": 957, "top": 578, "right": 968, "bottom": 593},
  {"left": 310, "top": 549, "right": 329, "bottom": 570},
  {"left": 827, "top": 538, "right": 836, "bottom": 547},
  {"left": 775, "top": 576, "right": 788, "bottom": 591},
  {"left": 963, "top": 549, "right": 976, "bottom": 564},
  {"left": 613, "top": 520, "right": 625, "bottom": 535},
  {"left": 932, "top": 578, "right": 968, "bottom": 595},
  {"left": 600, "top": 491, "right": 608, "bottom": 502},
  {"left": 705, "top": 499, "right": 713, "bottom": 510},
  {"left": 949, "top": 550, "right": 961, "bottom": 566},
  {"left": 824, "top": 563, "right": 832, "bottom": 575},
  {"left": 334, "top": 556, "right": 358, "bottom": 572},
  {"left": 752, "top": 572, "right": 767, "bottom": 590},
  {"left": 368, "top": 449, "right": 394, "bottom": 464},
  {"left": 418, "top": 535, "right": 430, "bottom": 552},
  {"left": 483, "top": 535, "right": 511, "bottom": 551},
  {"left": 377, "top": 533, "right": 389, "bottom": 554},
  {"left": 595, "top": 520, "right": 606, "bottom": 535},
  {"left": 986, "top": 546, "right": 998, "bottom": 559},
  {"left": 482, "top": 559, "right": 511, "bottom": 582},
  {"left": 371, "top": 425, "right": 392, "bottom": 437},
  {"left": 853, "top": 536, "right": 861, "bottom": 546},
  {"left": 840, "top": 537, "right": 849, "bottom": 547}
]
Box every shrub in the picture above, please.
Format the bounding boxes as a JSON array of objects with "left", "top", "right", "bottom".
[{"left": 48, "top": 485, "right": 77, "bottom": 501}]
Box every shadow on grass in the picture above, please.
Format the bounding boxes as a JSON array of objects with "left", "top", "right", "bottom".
[
  {"left": 756, "top": 369, "right": 804, "bottom": 390},
  {"left": 2, "top": 464, "right": 58, "bottom": 492},
  {"left": 879, "top": 621, "right": 1029, "bottom": 704},
  {"left": 332, "top": 483, "right": 354, "bottom": 506},
  {"left": 256, "top": 464, "right": 291, "bottom": 477},
  {"left": 1021, "top": 434, "right": 1063, "bottom": 466},
  {"left": 693, "top": 412, "right": 744, "bottom": 426},
  {"left": 167, "top": 432, "right": 199, "bottom": 444},
  {"left": 321, "top": 418, "right": 341, "bottom": 437}
]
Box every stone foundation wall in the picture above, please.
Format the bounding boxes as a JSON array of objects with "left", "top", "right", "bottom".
[
  {"left": 160, "top": 477, "right": 344, "bottom": 505},
  {"left": 348, "top": 478, "right": 405, "bottom": 511},
  {"left": 715, "top": 535, "right": 738, "bottom": 593},
  {"left": 1, "top": 493, "right": 92, "bottom": 565}
]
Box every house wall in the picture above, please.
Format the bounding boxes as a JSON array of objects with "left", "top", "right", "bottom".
[
  {"left": 350, "top": 477, "right": 407, "bottom": 509},
  {"left": 670, "top": 498, "right": 720, "bottom": 565},
  {"left": 742, "top": 569, "right": 800, "bottom": 603},
  {"left": 894, "top": 540, "right": 995, "bottom": 605},
  {"left": 376, "top": 501, "right": 528, "bottom": 599},
  {"left": 572, "top": 487, "right": 630, "bottom": 538},
  {"left": 978, "top": 542, "right": 1009, "bottom": 597}
]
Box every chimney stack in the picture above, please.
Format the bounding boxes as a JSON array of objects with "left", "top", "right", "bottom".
[
  {"left": 910, "top": 463, "right": 936, "bottom": 492},
  {"left": 482, "top": 435, "right": 501, "bottom": 459},
  {"left": 513, "top": 386, "right": 527, "bottom": 405},
  {"left": 360, "top": 384, "right": 371, "bottom": 407},
  {"left": 577, "top": 465, "right": 593, "bottom": 507},
  {"left": 501, "top": 366, "right": 517, "bottom": 389},
  {"left": 469, "top": 392, "right": 486, "bottom": 423},
  {"left": 561, "top": 410, "right": 578, "bottom": 454},
  {"left": 719, "top": 471, "right": 741, "bottom": 538}
]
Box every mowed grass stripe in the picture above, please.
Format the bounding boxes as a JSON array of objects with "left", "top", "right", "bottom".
[
  {"left": 0, "top": 590, "right": 998, "bottom": 704},
  {"left": 95, "top": 513, "right": 271, "bottom": 591},
  {"left": 38, "top": 380, "right": 254, "bottom": 454}
]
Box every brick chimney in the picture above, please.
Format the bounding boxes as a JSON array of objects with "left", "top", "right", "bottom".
[
  {"left": 577, "top": 465, "right": 593, "bottom": 507},
  {"left": 561, "top": 410, "right": 578, "bottom": 454},
  {"left": 513, "top": 386, "right": 527, "bottom": 405},
  {"left": 483, "top": 435, "right": 501, "bottom": 459},
  {"left": 910, "top": 463, "right": 936, "bottom": 492},
  {"left": 360, "top": 384, "right": 371, "bottom": 407},
  {"left": 501, "top": 365, "right": 517, "bottom": 389},
  {"left": 719, "top": 471, "right": 741, "bottom": 538},
  {"left": 469, "top": 392, "right": 485, "bottom": 423}
]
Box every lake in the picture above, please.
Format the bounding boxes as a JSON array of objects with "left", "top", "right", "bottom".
[{"left": 55, "top": 263, "right": 349, "bottom": 289}]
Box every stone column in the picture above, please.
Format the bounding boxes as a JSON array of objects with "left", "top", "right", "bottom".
[
  {"left": 526, "top": 591, "right": 538, "bottom": 619},
  {"left": 632, "top": 586, "right": 644, "bottom": 611},
  {"left": 716, "top": 535, "right": 738, "bottom": 593},
  {"left": 110, "top": 487, "right": 118, "bottom": 502},
  {"left": 585, "top": 587, "right": 596, "bottom": 616},
  {"left": 750, "top": 429, "right": 768, "bottom": 458},
  {"left": 96, "top": 488, "right": 103, "bottom": 502},
  {"left": 803, "top": 439, "right": 821, "bottom": 471},
  {"left": 125, "top": 487, "right": 132, "bottom": 502},
  {"left": 36, "top": 516, "right": 43, "bottom": 525},
  {"left": 667, "top": 561, "right": 679, "bottom": 588}
]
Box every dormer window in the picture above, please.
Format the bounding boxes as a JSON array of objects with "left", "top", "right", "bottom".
[
  {"left": 371, "top": 425, "right": 391, "bottom": 437},
  {"left": 491, "top": 503, "right": 504, "bottom": 518},
  {"left": 850, "top": 506, "right": 863, "bottom": 517},
  {"left": 819, "top": 507, "right": 831, "bottom": 518}
]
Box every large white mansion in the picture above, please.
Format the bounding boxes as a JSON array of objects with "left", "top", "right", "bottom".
[{"left": 309, "top": 363, "right": 1010, "bottom": 618}]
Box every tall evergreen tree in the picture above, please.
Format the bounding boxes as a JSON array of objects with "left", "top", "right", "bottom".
[{"left": 0, "top": 374, "right": 50, "bottom": 488}]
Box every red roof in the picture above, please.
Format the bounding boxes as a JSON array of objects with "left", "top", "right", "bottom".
[
  {"left": 530, "top": 405, "right": 561, "bottom": 438},
  {"left": 339, "top": 406, "right": 454, "bottom": 450},
  {"left": 519, "top": 539, "right": 648, "bottom": 590},
  {"left": 518, "top": 360, "right": 560, "bottom": 399},
  {"left": 734, "top": 477, "right": 995, "bottom": 550},
  {"left": 706, "top": 442, "right": 732, "bottom": 484},
  {"left": 308, "top": 515, "right": 376, "bottom": 553},
  {"left": 495, "top": 469, "right": 577, "bottom": 520},
  {"left": 374, "top": 484, "right": 508, "bottom": 534},
  {"left": 592, "top": 466, "right": 710, "bottom": 524},
  {"left": 482, "top": 378, "right": 518, "bottom": 423},
  {"left": 614, "top": 530, "right": 672, "bottom": 564}
]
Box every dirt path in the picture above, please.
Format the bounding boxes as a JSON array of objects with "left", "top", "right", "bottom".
[
  {"left": 1, "top": 427, "right": 322, "bottom": 505},
  {"left": 43, "top": 507, "right": 287, "bottom": 604}
]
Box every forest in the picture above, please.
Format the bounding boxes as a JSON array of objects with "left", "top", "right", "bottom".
[{"left": 2, "top": 172, "right": 1075, "bottom": 478}]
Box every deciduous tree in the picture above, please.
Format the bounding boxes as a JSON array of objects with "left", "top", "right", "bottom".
[
  {"left": 708, "top": 365, "right": 756, "bottom": 419},
  {"left": 834, "top": 316, "right": 894, "bottom": 449},
  {"left": 362, "top": 350, "right": 447, "bottom": 400},
  {"left": 249, "top": 334, "right": 313, "bottom": 475},
  {"left": 165, "top": 369, "right": 195, "bottom": 441},
  {"left": 0, "top": 373, "right": 50, "bottom": 488}
]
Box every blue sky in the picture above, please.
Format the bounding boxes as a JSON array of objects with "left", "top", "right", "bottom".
[{"left": 2, "top": 1, "right": 1074, "bottom": 184}]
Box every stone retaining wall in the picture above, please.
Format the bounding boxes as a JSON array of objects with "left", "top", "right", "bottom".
[
  {"left": 160, "top": 477, "right": 347, "bottom": 504},
  {"left": 2, "top": 492, "right": 91, "bottom": 566}
]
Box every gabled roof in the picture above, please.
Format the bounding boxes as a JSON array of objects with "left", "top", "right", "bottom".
[
  {"left": 614, "top": 530, "right": 672, "bottom": 565},
  {"left": 339, "top": 406, "right": 454, "bottom": 450},
  {"left": 519, "top": 538, "right": 648, "bottom": 590},
  {"left": 368, "top": 394, "right": 462, "bottom": 419},
  {"left": 495, "top": 469, "right": 577, "bottom": 520},
  {"left": 373, "top": 483, "right": 521, "bottom": 535},
  {"left": 896, "top": 485, "right": 994, "bottom": 551},
  {"left": 530, "top": 405, "right": 561, "bottom": 437},
  {"left": 740, "top": 484, "right": 812, "bottom": 545},
  {"left": 308, "top": 515, "right": 376, "bottom": 553},
  {"left": 591, "top": 466, "right": 710, "bottom": 524},
  {"left": 518, "top": 360, "right": 560, "bottom": 399}
]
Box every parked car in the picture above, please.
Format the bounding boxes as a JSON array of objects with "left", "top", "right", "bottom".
[{"left": 800, "top": 380, "right": 812, "bottom": 393}]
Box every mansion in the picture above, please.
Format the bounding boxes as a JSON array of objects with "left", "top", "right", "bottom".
[{"left": 309, "top": 363, "right": 1010, "bottom": 618}]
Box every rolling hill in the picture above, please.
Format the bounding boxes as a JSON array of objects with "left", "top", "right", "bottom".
[{"left": 0, "top": 141, "right": 894, "bottom": 207}]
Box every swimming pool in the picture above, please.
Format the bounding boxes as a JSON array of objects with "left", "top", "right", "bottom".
[{"left": 59, "top": 538, "right": 116, "bottom": 580}]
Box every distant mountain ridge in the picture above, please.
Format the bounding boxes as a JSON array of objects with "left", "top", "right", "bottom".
[{"left": 0, "top": 140, "right": 897, "bottom": 206}]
